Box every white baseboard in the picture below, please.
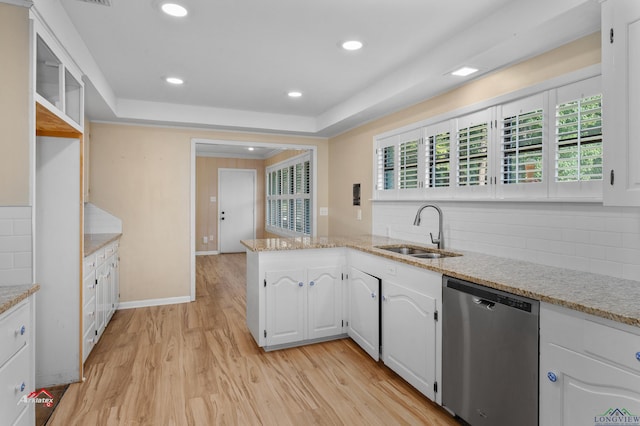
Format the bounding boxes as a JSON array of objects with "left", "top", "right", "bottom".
[
  {"left": 196, "top": 250, "right": 219, "bottom": 256},
  {"left": 117, "top": 296, "right": 191, "bottom": 310}
]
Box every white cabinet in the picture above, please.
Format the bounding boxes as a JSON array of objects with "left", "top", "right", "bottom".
[
  {"left": 348, "top": 248, "right": 443, "bottom": 404},
  {"left": 0, "top": 296, "right": 36, "bottom": 426},
  {"left": 247, "top": 248, "right": 346, "bottom": 349},
  {"left": 347, "top": 267, "right": 380, "bottom": 361},
  {"left": 382, "top": 279, "right": 438, "bottom": 400},
  {"left": 264, "top": 265, "right": 343, "bottom": 347},
  {"left": 540, "top": 303, "right": 640, "bottom": 425},
  {"left": 82, "top": 240, "right": 120, "bottom": 362},
  {"left": 602, "top": 0, "right": 640, "bottom": 206}
]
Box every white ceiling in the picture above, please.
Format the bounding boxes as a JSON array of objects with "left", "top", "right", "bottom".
[{"left": 56, "top": 0, "right": 601, "bottom": 137}]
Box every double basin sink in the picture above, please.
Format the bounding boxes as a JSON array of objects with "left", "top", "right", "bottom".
[{"left": 375, "top": 245, "right": 461, "bottom": 259}]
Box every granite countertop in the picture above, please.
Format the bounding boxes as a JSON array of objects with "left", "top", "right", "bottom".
[
  {"left": 84, "top": 233, "right": 122, "bottom": 257},
  {"left": 0, "top": 284, "right": 40, "bottom": 315},
  {"left": 241, "top": 235, "right": 640, "bottom": 328}
]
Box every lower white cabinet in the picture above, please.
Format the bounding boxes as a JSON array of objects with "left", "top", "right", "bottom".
[
  {"left": 540, "top": 303, "right": 640, "bottom": 426},
  {"left": 348, "top": 249, "right": 443, "bottom": 404},
  {"left": 347, "top": 267, "right": 381, "bottom": 361},
  {"left": 0, "top": 295, "right": 36, "bottom": 426},
  {"left": 82, "top": 240, "right": 120, "bottom": 363},
  {"left": 247, "top": 248, "right": 346, "bottom": 349},
  {"left": 265, "top": 265, "right": 342, "bottom": 347},
  {"left": 382, "top": 279, "right": 438, "bottom": 400}
]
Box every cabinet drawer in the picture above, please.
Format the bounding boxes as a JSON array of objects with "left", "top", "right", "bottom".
[
  {"left": 95, "top": 248, "right": 107, "bottom": 267},
  {"left": 0, "top": 345, "right": 31, "bottom": 425},
  {"left": 584, "top": 320, "right": 640, "bottom": 374},
  {"left": 83, "top": 296, "right": 96, "bottom": 335},
  {"left": 0, "top": 301, "right": 30, "bottom": 366},
  {"left": 83, "top": 326, "right": 96, "bottom": 363},
  {"left": 83, "top": 273, "right": 96, "bottom": 306},
  {"left": 83, "top": 254, "right": 97, "bottom": 278},
  {"left": 104, "top": 243, "right": 117, "bottom": 258}
]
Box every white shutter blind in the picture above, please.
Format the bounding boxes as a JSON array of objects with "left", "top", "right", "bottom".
[
  {"left": 265, "top": 153, "right": 312, "bottom": 236},
  {"left": 399, "top": 134, "right": 420, "bottom": 189},
  {"left": 555, "top": 94, "right": 603, "bottom": 182},
  {"left": 457, "top": 118, "right": 489, "bottom": 187},
  {"left": 501, "top": 108, "right": 544, "bottom": 184},
  {"left": 376, "top": 136, "right": 396, "bottom": 191},
  {"left": 428, "top": 130, "right": 451, "bottom": 188}
]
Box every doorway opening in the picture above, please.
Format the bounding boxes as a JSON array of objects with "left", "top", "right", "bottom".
[{"left": 189, "top": 139, "right": 318, "bottom": 300}]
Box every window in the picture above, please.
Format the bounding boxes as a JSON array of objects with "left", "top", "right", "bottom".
[
  {"left": 502, "top": 108, "right": 544, "bottom": 184},
  {"left": 266, "top": 153, "right": 311, "bottom": 236},
  {"left": 399, "top": 136, "right": 420, "bottom": 189},
  {"left": 428, "top": 130, "right": 451, "bottom": 188},
  {"left": 555, "top": 94, "right": 603, "bottom": 182},
  {"left": 456, "top": 110, "right": 491, "bottom": 192}
]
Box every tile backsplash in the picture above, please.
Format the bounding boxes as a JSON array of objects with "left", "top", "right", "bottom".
[
  {"left": 0, "top": 206, "right": 32, "bottom": 285},
  {"left": 373, "top": 201, "right": 640, "bottom": 282}
]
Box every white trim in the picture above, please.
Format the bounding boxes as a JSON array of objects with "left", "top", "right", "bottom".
[
  {"left": 189, "top": 138, "right": 319, "bottom": 304},
  {"left": 117, "top": 296, "right": 191, "bottom": 310},
  {"left": 196, "top": 250, "right": 219, "bottom": 256},
  {"left": 1, "top": 0, "right": 33, "bottom": 8}
]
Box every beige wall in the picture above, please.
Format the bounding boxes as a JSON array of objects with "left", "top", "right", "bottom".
[
  {"left": 89, "top": 123, "right": 327, "bottom": 302},
  {"left": 327, "top": 32, "right": 602, "bottom": 236},
  {"left": 0, "top": 4, "right": 30, "bottom": 205},
  {"left": 195, "top": 157, "right": 265, "bottom": 252}
]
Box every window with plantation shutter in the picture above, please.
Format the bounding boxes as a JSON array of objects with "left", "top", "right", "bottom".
[
  {"left": 502, "top": 109, "right": 543, "bottom": 184},
  {"left": 426, "top": 121, "right": 452, "bottom": 189},
  {"left": 456, "top": 110, "right": 491, "bottom": 191},
  {"left": 266, "top": 153, "right": 312, "bottom": 237},
  {"left": 399, "top": 138, "right": 420, "bottom": 189},
  {"left": 555, "top": 94, "right": 602, "bottom": 182}
]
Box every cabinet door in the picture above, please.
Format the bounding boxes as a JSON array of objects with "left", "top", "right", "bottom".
[
  {"left": 105, "top": 254, "right": 116, "bottom": 321},
  {"left": 540, "top": 342, "right": 640, "bottom": 426},
  {"left": 307, "top": 266, "right": 342, "bottom": 340},
  {"left": 95, "top": 263, "right": 108, "bottom": 338},
  {"left": 382, "top": 280, "right": 437, "bottom": 400},
  {"left": 347, "top": 267, "right": 380, "bottom": 361},
  {"left": 602, "top": 0, "right": 640, "bottom": 206},
  {"left": 265, "top": 269, "right": 306, "bottom": 347}
]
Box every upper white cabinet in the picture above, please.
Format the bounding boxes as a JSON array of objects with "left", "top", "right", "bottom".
[
  {"left": 602, "top": 0, "right": 640, "bottom": 206},
  {"left": 34, "top": 21, "right": 84, "bottom": 132}
]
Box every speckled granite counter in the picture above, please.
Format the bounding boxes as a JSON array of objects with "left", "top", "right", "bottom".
[
  {"left": 241, "top": 235, "right": 640, "bottom": 328},
  {"left": 0, "top": 284, "right": 40, "bottom": 315},
  {"left": 84, "top": 233, "right": 122, "bottom": 256}
]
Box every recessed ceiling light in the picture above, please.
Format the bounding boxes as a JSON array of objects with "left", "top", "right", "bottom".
[
  {"left": 247, "top": 147, "right": 255, "bottom": 151},
  {"left": 451, "top": 67, "right": 479, "bottom": 77},
  {"left": 165, "top": 77, "right": 184, "bottom": 85},
  {"left": 342, "top": 40, "right": 363, "bottom": 51},
  {"left": 288, "top": 91, "right": 302, "bottom": 98},
  {"left": 161, "top": 3, "right": 188, "bottom": 17}
]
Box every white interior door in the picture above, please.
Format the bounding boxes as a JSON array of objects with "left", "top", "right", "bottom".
[{"left": 218, "top": 169, "right": 256, "bottom": 253}]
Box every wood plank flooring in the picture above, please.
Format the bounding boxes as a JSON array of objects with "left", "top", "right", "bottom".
[{"left": 48, "top": 254, "right": 460, "bottom": 425}]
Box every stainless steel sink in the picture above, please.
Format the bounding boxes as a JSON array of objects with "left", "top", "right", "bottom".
[{"left": 375, "top": 245, "right": 460, "bottom": 259}]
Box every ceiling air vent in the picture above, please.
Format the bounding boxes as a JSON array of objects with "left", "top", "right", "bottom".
[{"left": 76, "top": 0, "right": 112, "bottom": 6}]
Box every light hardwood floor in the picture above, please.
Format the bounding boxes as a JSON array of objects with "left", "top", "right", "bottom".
[{"left": 48, "top": 254, "right": 460, "bottom": 425}]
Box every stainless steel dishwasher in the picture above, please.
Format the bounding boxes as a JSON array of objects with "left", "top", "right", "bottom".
[{"left": 442, "top": 275, "right": 539, "bottom": 426}]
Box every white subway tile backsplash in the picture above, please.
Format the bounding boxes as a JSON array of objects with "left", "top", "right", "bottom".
[
  {"left": 0, "top": 206, "right": 32, "bottom": 285},
  {"left": 374, "top": 201, "right": 640, "bottom": 282}
]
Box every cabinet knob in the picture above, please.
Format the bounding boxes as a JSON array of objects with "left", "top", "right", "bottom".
[
  {"left": 298, "top": 282, "right": 304, "bottom": 287},
  {"left": 547, "top": 371, "right": 558, "bottom": 382},
  {"left": 16, "top": 382, "right": 26, "bottom": 392},
  {"left": 309, "top": 281, "right": 315, "bottom": 286},
  {"left": 636, "top": 352, "right": 640, "bottom": 362},
  {"left": 382, "top": 295, "right": 386, "bottom": 301},
  {"left": 371, "top": 292, "right": 376, "bottom": 299},
  {"left": 16, "top": 325, "right": 26, "bottom": 336}
]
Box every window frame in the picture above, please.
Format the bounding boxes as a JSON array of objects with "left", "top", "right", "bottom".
[{"left": 265, "top": 152, "right": 313, "bottom": 237}]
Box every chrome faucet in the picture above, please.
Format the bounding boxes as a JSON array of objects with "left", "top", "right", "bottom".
[{"left": 413, "top": 204, "right": 444, "bottom": 249}]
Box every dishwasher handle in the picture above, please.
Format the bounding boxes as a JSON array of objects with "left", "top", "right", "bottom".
[{"left": 473, "top": 297, "right": 495, "bottom": 310}]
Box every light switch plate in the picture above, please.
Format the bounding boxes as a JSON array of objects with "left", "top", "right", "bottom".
[
  {"left": 210, "top": 196, "right": 216, "bottom": 203},
  {"left": 319, "top": 207, "right": 328, "bottom": 216}
]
